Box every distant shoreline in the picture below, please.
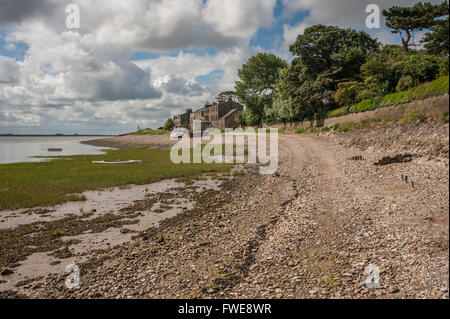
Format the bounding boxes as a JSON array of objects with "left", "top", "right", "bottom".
[
  {"left": 0, "top": 134, "right": 117, "bottom": 137},
  {"left": 82, "top": 134, "right": 176, "bottom": 150}
]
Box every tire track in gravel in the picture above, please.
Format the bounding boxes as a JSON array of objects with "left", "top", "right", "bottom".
[{"left": 227, "top": 134, "right": 354, "bottom": 298}]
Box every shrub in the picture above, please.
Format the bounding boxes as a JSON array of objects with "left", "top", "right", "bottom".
[
  {"left": 334, "top": 81, "right": 365, "bottom": 106},
  {"left": 337, "top": 122, "right": 354, "bottom": 132},
  {"left": 395, "top": 54, "right": 441, "bottom": 85},
  {"left": 439, "top": 58, "right": 449, "bottom": 76},
  {"left": 343, "top": 76, "right": 449, "bottom": 116},
  {"left": 441, "top": 111, "right": 449, "bottom": 123},
  {"left": 412, "top": 75, "right": 449, "bottom": 100},
  {"left": 328, "top": 106, "right": 349, "bottom": 118},
  {"left": 331, "top": 123, "right": 340, "bottom": 131},
  {"left": 349, "top": 99, "right": 377, "bottom": 113},
  {"left": 380, "top": 88, "right": 414, "bottom": 107},
  {"left": 404, "top": 109, "right": 427, "bottom": 123},
  {"left": 295, "top": 127, "right": 308, "bottom": 134},
  {"left": 396, "top": 75, "right": 415, "bottom": 92}
]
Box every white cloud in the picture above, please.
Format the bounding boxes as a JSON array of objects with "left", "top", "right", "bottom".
[
  {"left": 203, "top": 0, "right": 276, "bottom": 39},
  {"left": 0, "top": 56, "right": 21, "bottom": 83},
  {"left": 0, "top": 0, "right": 278, "bottom": 133}
]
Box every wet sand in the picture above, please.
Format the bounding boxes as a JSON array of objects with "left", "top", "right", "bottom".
[{"left": 0, "top": 176, "right": 225, "bottom": 293}]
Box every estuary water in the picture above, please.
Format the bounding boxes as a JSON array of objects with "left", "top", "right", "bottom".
[{"left": 0, "top": 136, "right": 114, "bottom": 164}]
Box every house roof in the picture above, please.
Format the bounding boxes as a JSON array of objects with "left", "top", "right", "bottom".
[{"left": 220, "top": 108, "right": 239, "bottom": 120}]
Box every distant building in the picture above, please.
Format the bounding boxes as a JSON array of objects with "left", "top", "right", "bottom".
[
  {"left": 173, "top": 108, "right": 192, "bottom": 128},
  {"left": 180, "top": 96, "right": 243, "bottom": 130}
]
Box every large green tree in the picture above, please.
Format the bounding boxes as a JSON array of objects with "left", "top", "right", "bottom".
[
  {"left": 289, "top": 25, "right": 378, "bottom": 82},
  {"left": 383, "top": 1, "right": 449, "bottom": 53},
  {"left": 271, "top": 25, "right": 378, "bottom": 121},
  {"left": 234, "top": 53, "right": 287, "bottom": 126}
]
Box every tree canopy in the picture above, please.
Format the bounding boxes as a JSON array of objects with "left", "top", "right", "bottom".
[
  {"left": 270, "top": 25, "right": 379, "bottom": 122},
  {"left": 216, "top": 2, "right": 449, "bottom": 127},
  {"left": 163, "top": 117, "right": 175, "bottom": 131},
  {"left": 234, "top": 53, "right": 287, "bottom": 126},
  {"left": 217, "top": 91, "right": 237, "bottom": 101},
  {"left": 422, "top": 16, "right": 449, "bottom": 56},
  {"left": 383, "top": 1, "right": 449, "bottom": 52}
]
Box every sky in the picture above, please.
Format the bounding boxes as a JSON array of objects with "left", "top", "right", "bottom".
[{"left": 0, "top": 0, "right": 443, "bottom": 135}]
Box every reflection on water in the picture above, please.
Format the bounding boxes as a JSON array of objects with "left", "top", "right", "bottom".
[{"left": 0, "top": 136, "right": 114, "bottom": 164}]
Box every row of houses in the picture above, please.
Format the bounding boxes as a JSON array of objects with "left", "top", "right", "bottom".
[{"left": 173, "top": 96, "right": 244, "bottom": 130}]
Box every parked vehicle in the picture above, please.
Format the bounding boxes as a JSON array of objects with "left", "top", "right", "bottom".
[{"left": 170, "top": 127, "right": 189, "bottom": 140}]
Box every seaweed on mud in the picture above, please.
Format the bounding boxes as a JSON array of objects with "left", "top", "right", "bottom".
[
  {"left": 374, "top": 153, "right": 414, "bottom": 165},
  {"left": 0, "top": 212, "right": 141, "bottom": 268}
]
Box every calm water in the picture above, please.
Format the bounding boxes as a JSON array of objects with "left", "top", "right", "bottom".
[{"left": 0, "top": 136, "right": 114, "bottom": 164}]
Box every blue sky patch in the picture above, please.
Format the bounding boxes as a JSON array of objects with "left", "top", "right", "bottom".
[
  {"left": 195, "top": 69, "right": 224, "bottom": 85},
  {"left": 131, "top": 48, "right": 219, "bottom": 61},
  {"left": 0, "top": 29, "right": 29, "bottom": 61},
  {"left": 250, "top": 0, "right": 310, "bottom": 50}
]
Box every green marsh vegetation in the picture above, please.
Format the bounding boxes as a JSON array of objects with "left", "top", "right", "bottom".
[{"left": 0, "top": 148, "right": 231, "bottom": 210}]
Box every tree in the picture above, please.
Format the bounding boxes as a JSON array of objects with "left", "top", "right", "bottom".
[
  {"left": 361, "top": 45, "right": 406, "bottom": 97},
  {"left": 289, "top": 25, "right": 379, "bottom": 82},
  {"left": 422, "top": 16, "right": 449, "bottom": 56},
  {"left": 361, "top": 45, "right": 442, "bottom": 96},
  {"left": 383, "top": 1, "right": 449, "bottom": 53},
  {"left": 163, "top": 118, "right": 175, "bottom": 131},
  {"left": 234, "top": 53, "right": 288, "bottom": 126},
  {"left": 217, "top": 90, "right": 237, "bottom": 101},
  {"left": 334, "top": 81, "right": 365, "bottom": 106},
  {"left": 276, "top": 25, "right": 378, "bottom": 121}
]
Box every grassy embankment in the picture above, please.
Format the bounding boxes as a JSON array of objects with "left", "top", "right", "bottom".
[
  {"left": 130, "top": 128, "right": 169, "bottom": 135},
  {"left": 327, "top": 75, "right": 449, "bottom": 118},
  {"left": 295, "top": 76, "right": 449, "bottom": 134},
  {"left": 0, "top": 148, "right": 233, "bottom": 210}
]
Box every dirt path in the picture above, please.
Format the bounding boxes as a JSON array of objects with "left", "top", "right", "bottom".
[
  {"left": 228, "top": 134, "right": 448, "bottom": 298},
  {"left": 2, "top": 132, "right": 448, "bottom": 299}
]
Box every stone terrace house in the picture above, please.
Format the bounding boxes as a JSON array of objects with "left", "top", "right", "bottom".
[
  {"left": 173, "top": 108, "right": 192, "bottom": 128},
  {"left": 174, "top": 97, "right": 243, "bottom": 130}
]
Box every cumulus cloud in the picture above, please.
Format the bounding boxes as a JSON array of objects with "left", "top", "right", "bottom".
[
  {"left": 0, "top": 0, "right": 278, "bottom": 133},
  {"left": 0, "top": 56, "right": 20, "bottom": 83},
  {"left": 1, "top": 0, "right": 277, "bottom": 52},
  {"left": 0, "top": 0, "right": 59, "bottom": 26},
  {"left": 156, "top": 76, "right": 206, "bottom": 96}
]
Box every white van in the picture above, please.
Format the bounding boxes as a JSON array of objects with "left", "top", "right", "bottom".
[{"left": 170, "top": 127, "right": 189, "bottom": 140}]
